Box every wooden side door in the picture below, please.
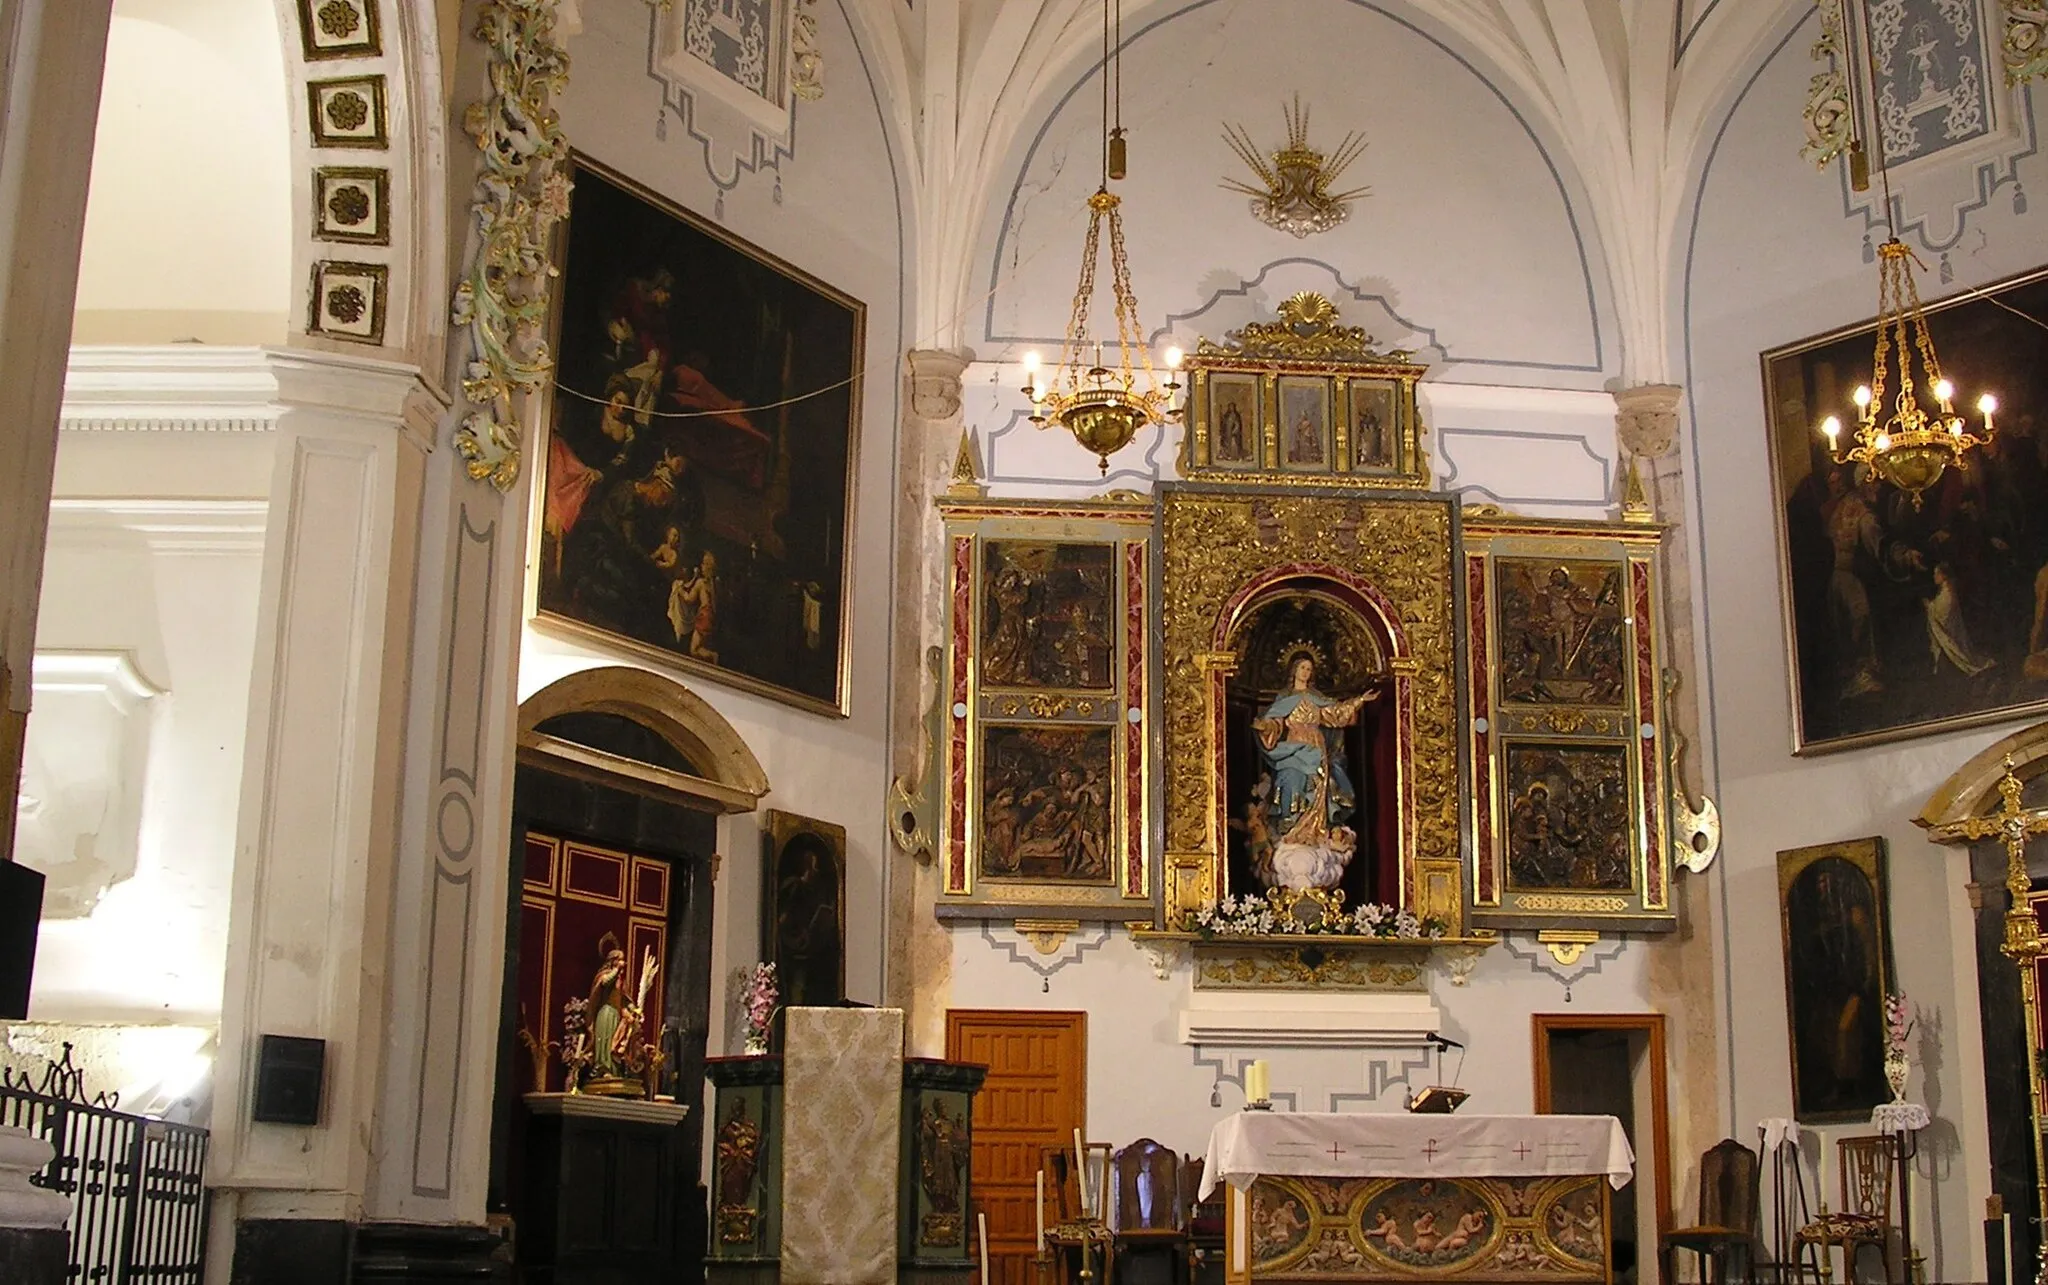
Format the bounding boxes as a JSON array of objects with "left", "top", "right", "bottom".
[{"left": 947, "top": 1009, "right": 1087, "bottom": 1285}]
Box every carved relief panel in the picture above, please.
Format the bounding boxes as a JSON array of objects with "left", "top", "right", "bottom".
[
  {"left": 1463, "top": 515, "right": 1675, "bottom": 931},
  {"left": 936, "top": 498, "right": 1151, "bottom": 920}
]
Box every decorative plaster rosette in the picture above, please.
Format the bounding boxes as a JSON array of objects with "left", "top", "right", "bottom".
[{"left": 451, "top": 0, "right": 573, "bottom": 491}]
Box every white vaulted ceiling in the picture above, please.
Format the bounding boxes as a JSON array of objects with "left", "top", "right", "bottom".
[{"left": 849, "top": 0, "right": 1808, "bottom": 380}]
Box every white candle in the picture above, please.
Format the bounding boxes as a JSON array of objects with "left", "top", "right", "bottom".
[
  {"left": 1075, "top": 1126, "right": 1086, "bottom": 1178},
  {"left": 1036, "top": 1169, "right": 1047, "bottom": 1249},
  {"left": 1817, "top": 1135, "right": 1830, "bottom": 1207},
  {"left": 979, "top": 1211, "right": 990, "bottom": 1285},
  {"left": 1247, "top": 1059, "right": 1268, "bottom": 1103}
]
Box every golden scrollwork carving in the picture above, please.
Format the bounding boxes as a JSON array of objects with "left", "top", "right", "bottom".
[
  {"left": 1161, "top": 491, "right": 1460, "bottom": 920},
  {"left": 1193, "top": 945, "right": 1427, "bottom": 991},
  {"left": 990, "top": 694, "right": 1101, "bottom": 719},
  {"left": 1194, "top": 291, "right": 1411, "bottom": 364},
  {"left": 1511, "top": 894, "right": 1630, "bottom": 913}
]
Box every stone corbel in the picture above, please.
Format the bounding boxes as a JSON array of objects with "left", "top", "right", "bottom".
[
  {"left": 1613, "top": 384, "right": 1681, "bottom": 524},
  {"left": 908, "top": 347, "right": 974, "bottom": 423},
  {"left": 1130, "top": 926, "right": 1188, "bottom": 981},
  {"left": 1436, "top": 940, "right": 1490, "bottom": 987}
]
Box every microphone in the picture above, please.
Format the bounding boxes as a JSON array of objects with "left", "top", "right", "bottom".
[{"left": 1426, "top": 1032, "right": 1464, "bottom": 1051}]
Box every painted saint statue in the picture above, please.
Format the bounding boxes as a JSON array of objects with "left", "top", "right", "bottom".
[{"left": 1251, "top": 653, "right": 1377, "bottom": 889}]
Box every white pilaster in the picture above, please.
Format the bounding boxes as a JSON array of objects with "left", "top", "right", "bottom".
[
  {"left": 0, "top": 0, "right": 116, "bottom": 863},
  {"left": 208, "top": 348, "right": 436, "bottom": 1219}
]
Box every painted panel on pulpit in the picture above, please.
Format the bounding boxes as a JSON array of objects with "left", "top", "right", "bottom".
[
  {"left": 533, "top": 154, "right": 863, "bottom": 717},
  {"left": 977, "top": 724, "right": 1115, "bottom": 884},
  {"left": 1778, "top": 837, "right": 1894, "bottom": 1121},
  {"left": 1494, "top": 559, "right": 1628, "bottom": 707},
  {"left": 980, "top": 541, "right": 1114, "bottom": 690},
  {"left": 1502, "top": 743, "right": 1632, "bottom": 893}
]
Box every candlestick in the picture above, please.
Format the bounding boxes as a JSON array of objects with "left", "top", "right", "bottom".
[
  {"left": 1818, "top": 1133, "right": 1831, "bottom": 1209},
  {"left": 979, "top": 1212, "right": 990, "bottom": 1285},
  {"left": 1036, "top": 1169, "right": 1046, "bottom": 1250}
]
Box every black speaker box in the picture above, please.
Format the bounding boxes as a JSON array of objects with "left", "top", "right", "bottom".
[
  {"left": 0, "top": 861, "right": 44, "bottom": 1020},
  {"left": 253, "top": 1034, "right": 327, "bottom": 1125}
]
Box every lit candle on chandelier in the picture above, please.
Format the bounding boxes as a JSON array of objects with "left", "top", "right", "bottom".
[{"left": 1979, "top": 392, "right": 1998, "bottom": 433}]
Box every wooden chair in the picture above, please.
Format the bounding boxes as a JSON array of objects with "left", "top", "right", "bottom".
[
  {"left": 1182, "top": 1155, "right": 1225, "bottom": 1285},
  {"left": 1660, "top": 1138, "right": 1761, "bottom": 1284},
  {"left": 1110, "top": 1138, "right": 1187, "bottom": 1285},
  {"left": 1795, "top": 1137, "right": 1894, "bottom": 1284}
]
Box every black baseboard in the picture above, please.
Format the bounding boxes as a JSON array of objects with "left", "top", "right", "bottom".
[
  {"left": 232, "top": 1218, "right": 350, "bottom": 1285},
  {"left": 229, "top": 1217, "right": 508, "bottom": 1284},
  {"left": 0, "top": 1227, "right": 67, "bottom": 1285}
]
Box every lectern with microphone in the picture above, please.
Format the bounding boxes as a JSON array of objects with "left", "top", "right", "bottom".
[{"left": 1405, "top": 1031, "right": 1469, "bottom": 1114}]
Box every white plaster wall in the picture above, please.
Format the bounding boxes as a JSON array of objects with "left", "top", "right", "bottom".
[
  {"left": 967, "top": 0, "right": 1615, "bottom": 390},
  {"left": 1680, "top": 11, "right": 2048, "bottom": 1279},
  {"left": 20, "top": 472, "right": 269, "bottom": 1025},
  {"left": 71, "top": 0, "right": 294, "bottom": 344},
  {"left": 519, "top": 0, "right": 909, "bottom": 1042}
]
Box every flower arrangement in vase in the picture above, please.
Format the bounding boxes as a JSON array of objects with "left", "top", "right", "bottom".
[
  {"left": 740, "top": 962, "right": 779, "bottom": 1055},
  {"left": 1882, "top": 992, "right": 1913, "bottom": 1103}
]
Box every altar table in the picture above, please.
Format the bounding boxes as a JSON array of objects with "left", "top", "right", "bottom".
[{"left": 1201, "top": 1113, "right": 1633, "bottom": 1284}]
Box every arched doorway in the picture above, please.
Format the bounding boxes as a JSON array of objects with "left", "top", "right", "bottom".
[{"left": 493, "top": 667, "right": 768, "bottom": 1278}]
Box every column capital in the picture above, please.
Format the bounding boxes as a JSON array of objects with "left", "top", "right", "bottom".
[
  {"left": 0, "top": 1128, "right": 68, "bottom": 1229},
  {"left": 1614, "top": 383, "right": 1683, "bottom": 458},
  {"left": 907, "top": 347, "right": 975, "bottom": 422}
]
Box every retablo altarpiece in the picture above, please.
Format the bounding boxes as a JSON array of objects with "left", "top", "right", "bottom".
[{"left": 934, "top": 294, "right": 1682, "bottom": 942}]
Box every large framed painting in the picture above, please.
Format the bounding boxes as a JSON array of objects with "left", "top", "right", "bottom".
[
  {"left": 533, "top": 153, "right": 864, "bottom": 716},
  {"left": 1778, "top": 837, "right": 1894, "bottom": 1122},
  {"left": 1763, "top": 265, "right": 2048, "bottom": 753},
  {"left": 761, "top": 810, "right": 845, "bottom": 1008}
]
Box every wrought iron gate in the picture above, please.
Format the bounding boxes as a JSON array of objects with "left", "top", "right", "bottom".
[{"left": 1, "top": 1043, "right": 209, "bottom": 1283}]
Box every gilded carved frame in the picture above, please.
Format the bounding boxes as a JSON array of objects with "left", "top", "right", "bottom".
[
  {"left": 1157, "top": 486, "right": 1464, "bottom": 926},
  {"left": 936, "top": 497, "right": 1152, "bottom": 919},
  {"left": 1462, "top": 515, "right": 1675, "bottom": 931}
]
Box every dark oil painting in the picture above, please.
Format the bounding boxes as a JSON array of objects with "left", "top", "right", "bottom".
[
  {"left": 978, "top": 724, "right": 1114, "bottom": 883},
  {"left": 1494, "top": 558, "right": 1627, "bottom": 708},
  {"left": 536, "top": 155, "right": 864, "bottom": 716},
  {"left": 1777, "top": 838, "right": 1893, "bottom": 1121},
  {"left": 1503, "top": 742, "right": 1631, "bottom": 893},
  {"left": 1764, "top": 266, "right": 2048, "bottom": 752},
  {"left": 761, "top": 810, "right": 845, "bottom": 1009},
  {"left": 980, "top": 541, "right": 1114, "bottom": 690}
]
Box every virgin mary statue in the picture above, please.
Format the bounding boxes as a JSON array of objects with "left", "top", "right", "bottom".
[{"left": 1251, "top": 651, "right": 1377, "bottom": 889}]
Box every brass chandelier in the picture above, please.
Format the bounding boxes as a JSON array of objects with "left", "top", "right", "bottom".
[
  {"left": 1814, "top": 0, "right": 1999, "bottom": 508},
  {"left": 1020, "top": 0, "right": 1182, "bottom": 474}
]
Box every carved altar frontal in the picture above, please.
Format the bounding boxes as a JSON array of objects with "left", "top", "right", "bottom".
[{"left": 1245, "top": 1173, "right": 1611, "bottom": 1283}]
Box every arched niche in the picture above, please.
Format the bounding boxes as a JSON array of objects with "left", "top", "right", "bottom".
[
  {"left": 518, "top": 666, "right": 769, "bottom": 813},
  {"left": 1917, "top": 721, "right": 2048, "bottom": 828},
  {"left": 1213, "top": 566, "right": 1412, "bottom": 909}
]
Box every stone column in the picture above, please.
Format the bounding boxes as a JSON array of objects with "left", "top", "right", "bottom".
[
  {"left": 205, "top": 349, "right": 437, "bottom": 1270},
  {"left": 887, "top": 347, "right": 973, "bottom": 1052},
  {"left": 1616, "top": 381, "right": 1726, "bottom": 1210},
  {"left": 0, "top": 0, "right": 116, "bottom": 865},
  {"left": 0, "top": 1126, "right": 68, "bottom": 1285}
]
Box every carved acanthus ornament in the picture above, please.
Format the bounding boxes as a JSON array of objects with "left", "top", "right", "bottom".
[
  {"left": 2004, "top": 0, "right": 2048, "bottom": 84},
  {"left": 1193, "top": 291, "right": 1411, "bottom": 364},
  {"left": 1801, "top": 0, "right": 1854, "bottom": 168},
  {"left": 451, "top": 0, "right": 572, "bottom": 491},
  {"left": 792, "top": 0, "right": 825, "bottom": 101}
]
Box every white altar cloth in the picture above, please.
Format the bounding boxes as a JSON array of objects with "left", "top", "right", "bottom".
[{"left": 1200, "top": 1111, "right": 1634, "bottom": 1199}]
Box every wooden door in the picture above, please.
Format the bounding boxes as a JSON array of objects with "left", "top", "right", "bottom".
[{"left": 947, "top": 1010, "right": 1087, "bottom": 1285}]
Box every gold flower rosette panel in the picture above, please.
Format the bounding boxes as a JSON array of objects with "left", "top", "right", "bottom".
[
  {"left": 1239, "top": 1174, "right": 1611, "bottom": 1283},
  {"left": 1462, "top": 514, "right": 1675, "bottom": 932},
  {"left": 1180, "top": 291, "right": 1431, "bottom": 490},
  {"left": 936, "top": 497, "right": 1152, "bottom": 918},
  {"left": 1158, "top": 486, "right": 1462, "bottom": 926}
]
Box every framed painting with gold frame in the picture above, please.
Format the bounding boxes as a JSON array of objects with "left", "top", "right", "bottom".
[
  {"left": 935, "top": 497, "right": 1152, "bottom": 920},
  {"left": 761, "top": 810, "right": 845, "bottom": 1009},
  {"left": 1179, "top": 291, "right": 1429, "bottom": 488},
  {"left": 528, "top": 153, "right": 864, "bottom": 717},
  {"left": 1778, "top": 837, "right": 1894, "bottom": 1122},
  {"left": 1463, "top": 514, "right": 1676, "bottom": 933}
]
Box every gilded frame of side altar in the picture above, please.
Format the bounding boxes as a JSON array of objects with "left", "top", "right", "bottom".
[
  {"left": 935, "top": 497, "right": 1152, "bottom": 919},
  {"left": 1156, "top": 485, "right": 1465, "bottom": 927},
  {"left": 1462, "top": 514, "right": 1676, "bottom": 932},
  {"left": 1179, "top": 291, "right": 1429, "bottom": 489}
]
